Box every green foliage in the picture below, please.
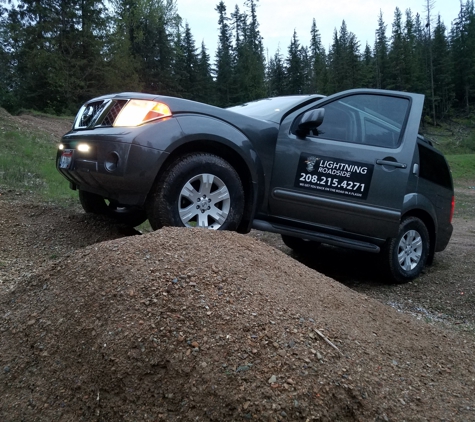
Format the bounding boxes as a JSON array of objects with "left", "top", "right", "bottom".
[
  {"left": 266, "top": 49, "right": 286, "bottom": 97},
  {"left": 0, "top": 0, "right": 472, "bottom": 120},
  {"left": 327, "top": 21, "right": 360, "bottom": 92},
  {"left": 309, "top": 19, "right": 328, "bottom": 95},
  {"left": 374, "top": 11, "right": 390, "bottom": 89},
  {"left": 214, "top": 1, "right": 234, "bottom": 106},
  {"left": 451, "top": 0, "right": 475, "bottom": 112},
  {"left": 0, "top": 128, "right": 76, "bottom": 202},
  {"left": 285, "top": 30, "right": 305, "bottom": 95}
]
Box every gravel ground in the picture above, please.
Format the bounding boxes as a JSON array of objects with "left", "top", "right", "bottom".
[
  {"left": 0, "top": 111, "right": 474, "bottom": 421},
  {"left": 250, "top": 190, "right": 475, "bottom": 329}
]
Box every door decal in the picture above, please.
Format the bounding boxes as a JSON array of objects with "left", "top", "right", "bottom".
[{"left": 294, "top": 153, "right": 374, "bottom": 199}]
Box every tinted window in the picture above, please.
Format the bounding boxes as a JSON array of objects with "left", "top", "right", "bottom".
[
  {"left": 418, "top": 143, "right": 453, "bottom": 189},
  {"left": 297, "top": 94, "right": 410, "bottom": 148}
]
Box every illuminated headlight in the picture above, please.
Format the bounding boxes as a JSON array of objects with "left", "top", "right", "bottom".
[
  {"left": 58, "top": 144, "right": 64, "bottom": 150},
  {"left": 77, "top": 143, "right": 90, "bottom": 152},
  {"left": 113, "top": 100, "right": 172, "bottom": 127}
]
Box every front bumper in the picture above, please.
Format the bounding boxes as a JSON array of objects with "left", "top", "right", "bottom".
[{"left": 57, "top": 126, "right": 170, "bottom": 206}]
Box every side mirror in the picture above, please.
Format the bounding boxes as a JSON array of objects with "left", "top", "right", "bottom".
[{"left": 297, "top": 108, "right": 325, "bottom": 138}]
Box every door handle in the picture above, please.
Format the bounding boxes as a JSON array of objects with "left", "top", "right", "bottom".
[{"left": 376, "top": 159, "right": 407, "bottom": 169}]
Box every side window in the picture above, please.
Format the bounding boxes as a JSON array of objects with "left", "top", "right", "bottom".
[
  {"left": 295, "top": 94, "right": 410, "bottom": 148},
  {"left": 418, "top": 143, "right": 453, "bottom": 189},
  {"left": 315, "top": 102, "right": 356, "bottom": 143}
]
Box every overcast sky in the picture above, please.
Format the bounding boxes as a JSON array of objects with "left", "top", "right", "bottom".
[{"left": 176, "top": 0, "right": 461, "bottom": 61}]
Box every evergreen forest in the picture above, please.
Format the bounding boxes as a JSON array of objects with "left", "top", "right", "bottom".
[{"left": 0, "top": 0, "right": 473, "bottom": 124}]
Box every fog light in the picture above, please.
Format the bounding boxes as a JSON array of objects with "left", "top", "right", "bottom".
[
  {"left": 104, "top": 152, "right": 119, "bottom": 172},
  {"left": 77, "top": 143, "right": 90, "bottom": 152}
]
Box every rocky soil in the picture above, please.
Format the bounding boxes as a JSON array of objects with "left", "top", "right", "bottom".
[{"left": 0, "top": 111, "right": 474, "bottom": 421}]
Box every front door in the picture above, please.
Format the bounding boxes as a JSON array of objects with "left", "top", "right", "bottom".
[{"left": 268, "top": 90, "right": 424, "bottom": 239}]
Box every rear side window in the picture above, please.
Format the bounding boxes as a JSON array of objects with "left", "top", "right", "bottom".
[{"left": 418, "top": 143, "right": 453, "bottom": 189}]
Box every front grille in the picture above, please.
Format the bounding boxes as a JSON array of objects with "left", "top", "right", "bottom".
[
  {"left": 75, "top": 100, "right": 107, "bottom": 129},
  {"left": 101, "top": 100, "right": 127, "bottom": 126}
]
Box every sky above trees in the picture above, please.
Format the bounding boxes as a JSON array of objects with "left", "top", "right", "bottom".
[{"left": 176, "top": 0, "right": 460, "bottom": 59}]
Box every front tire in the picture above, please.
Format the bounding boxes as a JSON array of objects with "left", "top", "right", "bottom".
[
  {"left": 79, "top": 190, "right": 147, "bottom": 227},
  {"left": 147, "top": 153, "right": 244, "bottom": 231},
  {"left": 382, "top": 216, "right": 430, "bottom": 283}
]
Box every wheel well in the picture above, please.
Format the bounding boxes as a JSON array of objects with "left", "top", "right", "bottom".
[
  {"left": 151, "top": 140, "right": 255, "bottom": 233},
  {"left": 402, "top": 209, "right": 436, "bottom": 265}
]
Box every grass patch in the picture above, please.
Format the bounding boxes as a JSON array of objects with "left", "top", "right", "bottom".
[
  {"left": 424, "top": 118, "right": 475, "bottom": 155},
  {"left": 0, "top": 128, "right": 77, "bottom": 203},
  {"left": 446, "top": 154, "right": 475, "bottom": 181}
]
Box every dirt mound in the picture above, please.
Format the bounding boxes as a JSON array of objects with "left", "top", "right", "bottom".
[
  {"left": 0, "top": 107, "right": 72, "bottom": 141},
  {"left": 0, "top": 199, "right": 139, "bottom": 294},
  {"left": 1, "top": 228, "right": 474, "bottom": 421}
]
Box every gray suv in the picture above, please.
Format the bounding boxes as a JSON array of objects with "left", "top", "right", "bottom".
[{"left": 57, "top": 89, "right": 454, "bottom": 283}]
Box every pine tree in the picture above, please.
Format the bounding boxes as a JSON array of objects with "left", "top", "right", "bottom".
[
  {"left": 285, "top": 30, "right": 304, "bottom": 94},
  {"left": 112, "top": 0, "right": 180, "bottom": 95},
  {"left": 413, "top": 12, "right": 429, "bottom": 96},
  {"left": 231, "top": 0, "right": 266, "bottom": 103},
  {"left": 5, "top": 0, "right": 111, "bottom": 113},
  {"left": 388, "top": 7, "right": 406, "bottom": 90},
  {"left": 309, "top": 19, "right": 327, "bottom": 94},
  {"left": 451, "top": 0, "right": 475, "bottom": 112},
  {"left": 175, "top": 22, "right": 200, "bottom": 99},
  {"left": 215, "top": 1, "right": 234, "bottom": 106},
  {"left": 300, "top": 45, "right": 312, "bottom": 94},
  {"left": 0, "top": 4, "right": 16, "bottom": 110},
  {"left": 374, "top": 11, "right": 390, "bottom": 89},
  {"left": 195, "top": 41, "right": 215, "bottom": 104},
  {"left": 266, "top": 48, "right": 286, "bottom": 96},
  {"left": 103, "top": 5, "right": 142, "bottom": 95},
  {"left": 402, "top": 9, "right": 420, "bottom": 93},
  {"left": 327, "top": 21, "right": 361, "bottom": 92},
  {"left": 424, "top": 0, "right": 437, "bottom": 125},
  {"left": 360, "top": 43, "right": 376, "bottom": 88},
  {"left": 432, "top": 15, "right": 453, "bottom": 118},
  {"left": 171, "top": 21, "right": 188, "bottom": 98}
]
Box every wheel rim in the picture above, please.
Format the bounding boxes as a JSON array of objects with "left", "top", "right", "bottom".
[
  {"left": 397, "top": 229, "right": 423, "bottom": 271},
  {"left": 177, "top": 173, "right": 231, "bottom": 229}
]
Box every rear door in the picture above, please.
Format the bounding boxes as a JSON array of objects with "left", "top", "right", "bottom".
[{"left": 268, "top": 89, "right": 424, "bottom": 239}]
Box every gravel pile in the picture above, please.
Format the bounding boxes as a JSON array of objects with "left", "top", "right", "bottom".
[{"left": 1, "top": 225, "right": 474, "bottom": 421}]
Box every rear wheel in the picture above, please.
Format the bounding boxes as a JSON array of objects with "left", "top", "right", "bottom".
[
  {"left": 79, "top": 190, "right": 147, "bottom": 227},
  {"left": 281, "top": 235, "right": 320, "bottom": 253},
  {"left": 382, "top": 216, "right": 429, "bottom": 283},
  {"left": 147, "top": 153, "right": 244, "bottom": 231}
]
